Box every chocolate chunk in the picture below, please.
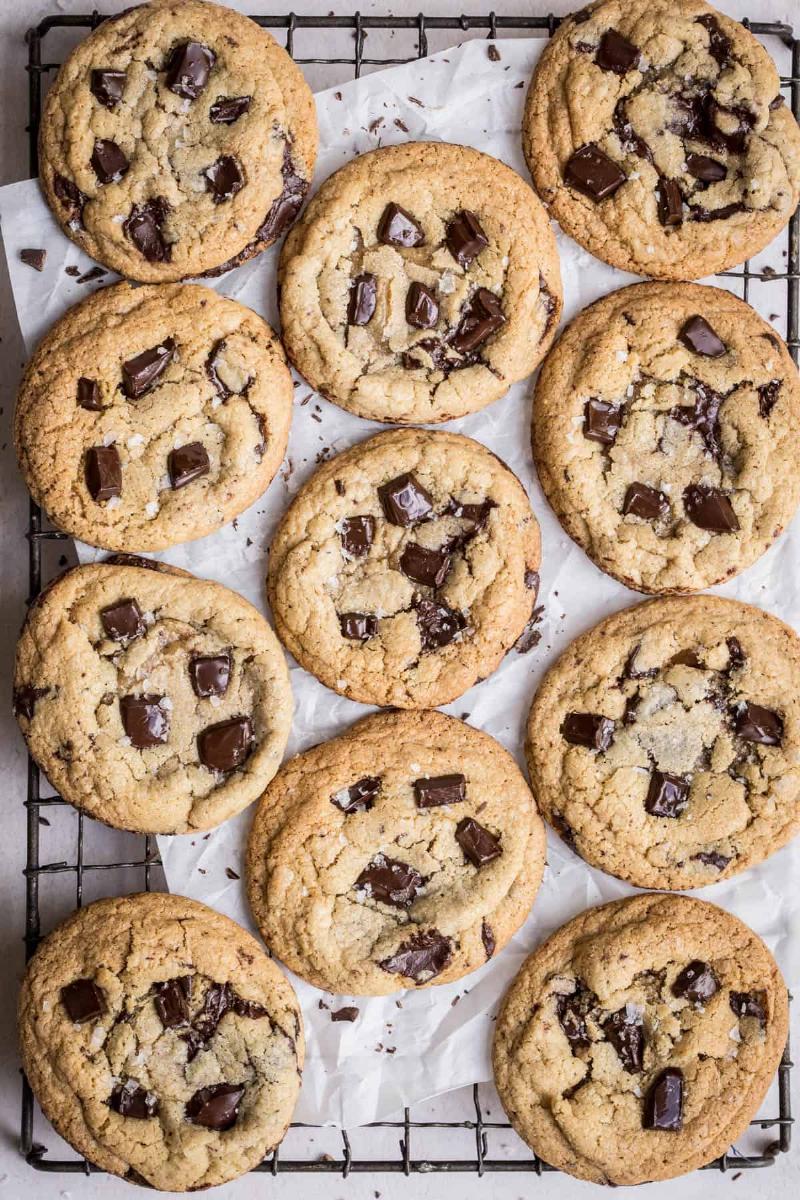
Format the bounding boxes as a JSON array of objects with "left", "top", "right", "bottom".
[
  {"left": 603, "top": 1007, "right": 645, "bottom": 1072},
  {"left": 645, "top": 771, "right": 689, "bottom": 818},
  {"left": 683, "top": 484, "right": 739, "bottom": 532},
  {"left": 340, "top": 515, "right": 375, "bottom": 558},
  {"left": 121, "top": 337, "right": 175, "bottom": 398},
  {"left": 77, "top": 377, "right": 102, "bottom": 411},
  {"left": 181, "top": 981, "right": 266, "bottom": 1060},
  {"left": 53, "top": 174, "right": 86, "bottom": 228},
  {"left": 726, "top": 638, "right": 745, "bottom": 672},
  {"left": 669, "top": 648, "right": 703, "bottom": 668},
  {"left": 456, "top": 817, "right": 502, "bottom": 868},
  {"left": 13, "top": 685, "right": 47, "bottom": 720},
  {"left": 209, "top": 95, "right": 251, "bottom": 123},
  {"left": 77, "top": 266, "right": 107, "bottom": 285},
  {"left": 100, "top": 598, "right": 144, "bottom": 642},
  {"left": 331, "top": 776, "right": 381, "bottom": 813},
  {"left": 205, "top": 155, "right": 244, "bottom": 204},
  {"left": 525, "top": 569, "right": 540, "bottom": 592},
  {"left": 451, "top": 287, "right": 505, "bottom": 355},
  {"left": 583, "top": 399, "right": 621, "bottom": 445},
  {"left": 446, "top": 497, "right": 495, "bottom": 528},
  {"left": 85, "top": 445, "right": 121, "bottom": 502},
  {"left": 556, "top": 988, "right": 591, "bottom": 1051},
  {"left": 339, "top": 612, "right": 378, "bottom": 641},
  {"left": 679, "top": 315, "right": 726, "bottom": 358},
  {"left": 205, "top": 338, "right": 232, "bottom": 400},
  {"left": 90, "top": 68, "right": 126, "bottom": 108},
  {"left": 415, "top": 598, "right": 466, "bottom": 650},
  {"left": 758, "top": 379, "right": 781, "bottom": 418},
  {"left": 656, "top": 177, "right": 683, "bottom": 227},
  {"left": 446, "top": 210, "right": 489, "bottom": 267},
  {"left": 564, "top": 143, "right": 626, "bottom": 201},
  {"left": 91, "top": 139, "right": 129, "bottom": 184},
  {"left": 730, "top": 990, "right": 767, "bottom": 1026},
  {"left": 671, "top": 380, "right": 724, "bottom": 459},
  {"left": 377, "top": 202, "right": 425, "bottom": 247},
  {"left": 189, "top": 654, "right": 230, "bottom": 698},
  {"left": 696, "top": 13, "right": 732, "bottom": 66},
  {"left": 254, "top": 145, "right": 308, "bottom": 244},
  {"left": 347, "top": 273, "right": 377, "bottom": 325},
  {"left": 692, "top": 850, "right": 732, "bottom": 871},
  {"left": 378, "top": 472, "right": 433, "bottom": 526},
  {"left": 61, "top": 978, "right": 105, "bottom": 1023},
  {"left": 734, "top": 702, "right": 783, "bottom": 746},
  {"left": 186, "top": 1082, "right": 244, "bottom": 1131},
  {"left": 414, "top": 774, "right": 466, "bottom": 808},
  {"left": 406, "top": 282, "right": 439, "bottom": 329},
  {"left": 379, "top": 930, "right": 453, "bottom": 983},
  {"left": 596, "top": 29, "right": 639, "bottom": 74},
  {"left": 686, "top": 153, "right": 727, "bottom": 183},
  {"left": 770, "top": 94, "right": 785, "bottom": 110},
  {"left": 120, "top": 695, "right": 170, "bottom": 748},
  {"left": 643, "top": 1067, "right": 684, "bottom": 1131},
  {"left": 166, "top": 41, "right": 216, "bottom": 99},
  {"left": 331, "top": 1007, "right": 359, "bottom": 1022},
  {"left": 400, "top": 542, "right": 451, "bottom": 588},
  {"left": 690, "top": 200, "right": 746, "bottom": 223},
  {"left": 622, "top": 482, "right": 669, "bottom": 521},
  {"left": 355, "top": 854, "right": 424, "bottom": 906},
  {"left": 562, "top": 712, "right": 614, "bottom": 751},
  {"left": 154, "top": 976, "right": 191, "bottom": 1027},
  {"left": 673, "top": 960, "right": 719, "bottom": 1004},
  {"left": 124, "top": 198, "right": 171, "bottom": 263},
  {"left": 613, "top": 98, "right": 653, "bottom": 161},
  {"left": 109, "top": 1080, "right": 158, "bottom": 1119},
  {"left": 198, "top": 716, "right": 254, "bottom": 772},
  {"left": 168, "top": 442, "right": 210, "bottom": 489},
  {"left": 481, "top": 920, "right": 495, "bottom": 960},
  {"left": 20, "top": 248, "right": 46, "bottom": 272},
  {"left": 623, "top": 646, "right": 658, "bottom": 680},
  {"left": 401, "top": 337, "right": 452, "bottom": 374}
]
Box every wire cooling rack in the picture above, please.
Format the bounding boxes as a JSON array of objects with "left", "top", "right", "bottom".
[{"left": 19, "top": 8, "right": 796, "bottom": 1180}]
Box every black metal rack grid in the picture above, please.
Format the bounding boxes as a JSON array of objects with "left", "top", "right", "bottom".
[{"left": 19, "top": 9, "right": 796, "bottom": 1180}]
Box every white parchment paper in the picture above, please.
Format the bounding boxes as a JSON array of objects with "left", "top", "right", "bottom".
[{"left": 1, "top": 36, "right": 798, "bottom": 1128}]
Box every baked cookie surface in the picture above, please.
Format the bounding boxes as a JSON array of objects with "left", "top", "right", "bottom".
[
  {"left": 39, "top": 0, "right": 317, "bottom": 281},
  {"left": 19, "top": 893, "right": 303, "bottom": 1191},
  {"left": 267, "top": 428, "right": 541, "bottom": 708},
  {"left": 279, "top": 141, "right": 562, "bottom": 422},
  {"left": 526, "top": 595, "right": 800, "bottom": 889},
  {"left": 15, "top": 281, "right": 293, "bottom": 552},
  {"left": 14, "top": 561, "right": 293, "bottom": 834},
  {"left": 523, "top": 0, "right": 800, "bottom": 279},
  {"left": 533, "top": 282, "right": 800, "bottom": 593},
  {"left": 247, "top": 710, "right": 546, "bottom": 995},
  {"left": 493, "top": 893, "right": 788, "bottom": 1184}
]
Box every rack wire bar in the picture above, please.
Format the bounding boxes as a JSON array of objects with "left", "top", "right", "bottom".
[{"left": 19, "top": 9, "right": 796, "bottom": 1179}]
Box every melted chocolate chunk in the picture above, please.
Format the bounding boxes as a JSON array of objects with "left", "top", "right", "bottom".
[
  {"left": 481, "top": 920, "right": 496, "bottom": 960},
  {"left": 673, "top": 960, "right": 719, "bottom": 1004},
  {"left": 671, "top": 380, "right": 724, "bottom": 459},
  {"left": 583, "top": 398, "right": 621, "bottom": 445},
  {"left": 109, "top": 1079, "right": 158, "bottom": 1119},
  {"left": 669, "top": 648, "right": 703, "bottom": 668},
  {"left": 446, "top": 210, "right": 489, "bottom": 267},
  {"left": 154, "top": 976, "right": 191, "bottom": 1027},
  {"left": 414, "top": 774, "right": 466, "bottom": 808},
  {"left": 451, "top": 287, "right": 505, "bottom": 355},
  {"left": 622, "top": 482, "right": 669, "bottom": 521},
  {"left": 169, "top": 442, "right": 210, "bottom": 489},
  {"left": 692, "top": 849, "right": 732, "bottom": 871},
  {"left": 90, "top": 68, "right": 126, "bottom": 108},
  {"left": 727, "top": 637, "right": 745, "bottom": 670},
  {"left": 696, "top": 13, "right": 732, "bottom": 66},
  {"left": 189, "top": 654, "right": 230, "bottom": 698},
  {"left": 446, "top": 497, "right": 495, "bottom": 528},
  {"left": 378, "top": 472, "right": 433, "bottom": 526},
  {"left": 562, "top": 712, "right": 614, "bottom": 751},
  {"left": 348, "top": 273, "right": 377, "bottom": 325},
  {"left": 186, "top": 1082, "right": 244, "bottom": 1131},
  {"left": 20, "top": 248, "right": 46, "bottom": 272},
  {"left": 656, "top": 177, "right": 683, "bottom": 227},
  {"left": 406, "top": 281, "right": 439, "bottom": 329},
  {"left": 758, "top": 379, "right": 781, "bottom": 418},
  {"left": 124, "top": 198, "right": 170, "bottom": 263},
  {"left": 340, "top": 515, "right": 375, "bottom": 558},
  {"left": 564, "top": 144, "right": 626, "bottom": 201},
  {"left": 85, "top": 445, "right": 121, "bottom": 502},
  {"left": 679, "top": 315, "right": 726, "bottom": 358},
  {"left": 690, "top": 200, "right": 746, "bottom": 222},
  {"left": 332, "top": 776, "right": 381, "bottom": 813},
  {"left": 53, "top": 174, "right": 86, "bottom": 228},
  {"left": 205, "top": 155, "right": 244, "bottom": 204},
  {"left": 556, "top": 988, "right": 591, "bottom": 1051},
  {"left": 603, "top": 1006, "right": 645, "bottom": 1072},
  {"left": 205, "top": 338, "right": 232, "bottom": 400},
  {"left": 13, "top": 685, "right": 47, "bottom": 720},
  {"left": 378, "top": 202, "right": 425, "bottom": 247},
  {"left": 339, "top": 612, "right": 378, "bottom": 641},
  {"left": 686, "top": 153, "right": 727, "bottom": 183},
  {"left": 120, "top": 695, "right": 170, "bottom": 748},
  {"left": 100, "top": 598, "right": 144, "bottom": 642},
  {"left": 209, "top": 95, "right": 251, "bottom": 123},
  {"left": 166, "top": 41, "right": 216, "bottom": 100},
  {"left": 182, "top": 982, "right": 268, "bottom": 1061},
  {"left": 596, "top": 29, "right": 639, "bottom": 74},
  {"left": 683, "top": 484, "right": 739, "bottom": 532},
  {"left": 61, "top": 978, "right": 105, "bottom": 1023},
  {"left": 77, "top": 377, "right": 102, "bottom": 411},
  {"left": 91, "top": 138, "right": 129, "bottom": 184},
  {"left": 400, "top": 542, "right": 451, "bottom": 588},
  {"left": 730, "top": 990, "right": 767, "bottom": 1025},
  {"left": 623, "top": 646, "right": 658, "bottom": 680},
  {"left": 254, "top": 145, "right": 308, "bottom": 244},
  {"left": 645, "top": 771, "right": 689, "bottom": 818},
  {"left": 643, "top": 1067, "right": 684, "bottom": 1131},
  {"left": 121, "top": 337, "right": 175, "bottom": 398},
  {"left": 613, "top": 98, "right": 653, "bottom": 160},
  {"left": 401, "top": 336, "right": 453, "bottom": 374},
  {"left": 198, "top": 716, "right": 254, "bottom": 771},
  {"left": 734, "top": 702, "right": 783, "bottom": 746},
  {"left": 379, "top": 930, "right": 453, "bottom": 983},
  {"left": 455, "top": 817, "right": 502, "bottom": 868},
  {"left": 355, "top": 854, "right": 424, "bottom": 906},
  {"left": 415, "top": 597, "right": 466, "bottom": 650}
]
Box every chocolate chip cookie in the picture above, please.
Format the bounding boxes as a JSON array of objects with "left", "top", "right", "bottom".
[
  {"left": 38, "top": 0, "right": 317, "bottom": 281},
  {"left": 493, "top": 893, "right": 788, "bottom": 1184},
  {"left": 14, "top": 281, "right": 293, "bottom": 552},
  {"left": 526, "top": 594, "right": 800, "bottom": 889},
  {"left": 14, "top": 561, "right": 292, "bottom": 833},
  {"left": 267, "top": 428, "right": 541, "bottom": 708},
  {"left": 533, "top": 282, "right": 800, "bottom": 593},
  {"left": 278, "top": 142, "right": 562, "bottom": 422},
  {"left": 247, "top": 710, "right": 546, "bottom": 995},
  {"left": 523, "top": 0, "right": 800, "bottom": 278},
  {"left": 19, "top": 893, "right": 303, "bottom": 1190}
]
